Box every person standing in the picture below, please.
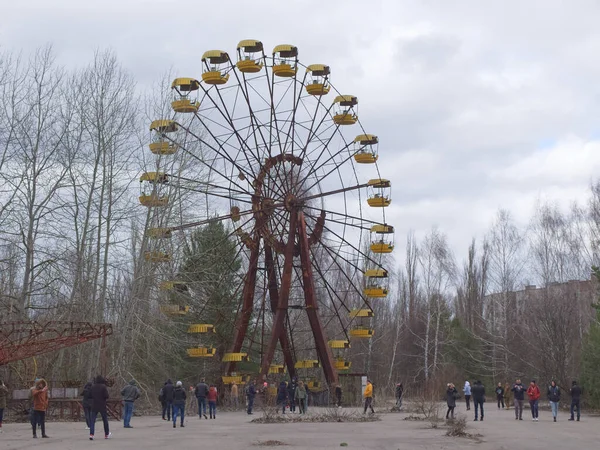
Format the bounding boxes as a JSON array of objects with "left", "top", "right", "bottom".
[
  {"left": 246, "top": 380, "right": 257, "bottom": 415},
  {"left": 81, "top": 381, "right": 93, "bottom": 430},
  {"left": 287, "top": 378, "right": 297, "bottom": 413},
  {"left": 335, "top": 384, "right": 343, "bottom": 408},
  {"left": 496, "top": 383, "right": 505, "bottom": 409},
  {"left": 162, "top": 379, "right": 175, "bottom": 421},
  {"left": 463, "top": 381, "right": 471, "bottom": 411},
  {"left": 159, "top": 382, "right": 167, "bottom": 419},
  {"left": 0, "top": 380, "right": 8, "bottom": 433},
  {"left": 569, "top": 380, "right": 582, "bottom": 421},
  {"left": 512, "top": 379, "right": 525, "bottom": 420},
  {"left": 207, "top": 384, "right": 218, "bottom": 419},
  {"left": 363, "top": 379, "right": 375, "bottom": 414},
  {"left": 295, "top": 381, "right": 307, "bottom": 414},
  {"left": 527, "top": 380, "right": 541, "bottom": 421},
  {"left": 172, "top": 381, "right": 186, "bottom": 428},
  {"left": 472, "top": 380, "right": 485, "bottom": 422},
  {"left": 195, "top": 378, "right": 209, "bottom": 419},
  {"left": 276, "top": 381, "right": 288, "bottom": 414},
  {"left": 445, "top": 383, "right": 458, "bottom": 420},
  {"left": 121, "top": 380, "right": 140, "bottom": 428},
  {"left": 231, "top": 382, "right": 239, "bottom": 409},
  {"left": 504, "top": 382, "right": 511, "bottom": 410},
  {"left": 395, "top": 383, "right": 404, "bottom": 409},
  {"left": 547, "top": 380, "right": 560, "bottom": 422},
  {"left": 90, "top": 375, "right": 111, "bottom": 440},
  {"left": 31, "top": 378, "right": 49, "bottom": 439}
]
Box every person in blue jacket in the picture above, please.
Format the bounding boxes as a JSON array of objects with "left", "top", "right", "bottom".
[{"left": 463, "top": 381, "right": 471, "bottom": 411}]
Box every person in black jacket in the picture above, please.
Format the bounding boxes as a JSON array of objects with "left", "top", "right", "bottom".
[
  {"left": 90, "top": 375, "right": 110, "bottom": 440},
  {"left": 195, "top": 379, "right": 209, "bottom": 419},
  {"left": 335, "top": 384, "right": 343, "bottom": 408},
  {"left": 395, "top": 383, "right": 404, "bottom": 409},
  {"left": 276, "top": 381, "right": 288, "bottom": 414},
  {"left": 81, "top": 381, "right": 93, "bottom": 430},
  {"left": 547, "top": 380, "right": 561, "bottom": 422},
  {"left": 246, "top": 380, "right": 257, "bottom": 415},
  {"left": 471, "top": 380, "right": 485, "bottom": 422},
  {"left": 287, "top": 379, "right": 297, "bottom": 413},
  {"left": 162, "top": 379, "right": 175, "bottom": 421},
  {"left": 495, "top": 383, "right": 505, "bottom": 409},
  {"left": 172, "top": 381, "right": 187, "bottom": 428},
  {"left": 511, "top": 379, "right": 526, "bottom": 420},
  {"left": 569, "top": 380, "right": 582, "bottom": 421}
]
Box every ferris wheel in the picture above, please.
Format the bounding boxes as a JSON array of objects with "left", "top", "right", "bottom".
[{"left": 139, "top": 40, "right": 394, "bottom": 387}]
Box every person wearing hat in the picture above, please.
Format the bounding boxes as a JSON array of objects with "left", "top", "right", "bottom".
[
  {"left": 527, "top": 380, "right": 541, "bottom": 421},
  {"left": 121, "top": 380, "right": 140, "bottom": 428},
  {"left": 363, "top": 379, "right": 375, "bottom": 414},
  {"left": 172, "top": 381, "right": 187, "bottom": 428}
]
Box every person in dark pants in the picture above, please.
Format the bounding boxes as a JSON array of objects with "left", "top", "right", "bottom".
[
  {"left": 511, "top": 379, "right": 525, "bottom": 420},
  {"left": 527, "top": 380, "right": 540, "bottom": 421},
  {"left": 495, "top": 383, "right": 505, "bottom": 409},
  {"left": 287, "top": 379, "right": 297, "bottom": 413},
  {"left": 569, "top": 380, "right": 582, "bottom": 421},
  {"left": 445, "top": 383, "right": 458, "bottom": 420},
  {"left": 159, "top": 382, "right": 166, "bottom": 419},
  {"left": 81, "top": 381, "right": 93, "bottom": 430},
  {"left": 90, "top": 375, "right": 111, "bottom": 440},
  {"left": 162, "top": 379, "right": 175, "bottom": 421},
  {"left": 395, "top": 383, "right": 404, "bottom": 409},
  {"left": 195, "top": 379, "right": 209, "bottom": 419},
  {"left": 121, "top": 380, "right": 140, "bottom": 428},
  {"left": 246, "top": 380, "right": 257, "bottom": 415},
  {"left": 276, "top": 381, "right": 288, "bottom": 414},
  {"left": 172, "top": 381, "right": 186, "bottom": 428},
  {"left": 363, "top": 380, "right": 375, "bottom": 414},
  {"left": 31, "top": 378, "right": 49, "bottom": 439},
  {"left": 335, "top": 384, "right": 343, "bottom": 408},
  {"left": 0, "top": 380, "right": 7, "bottom": 433},
  {"left": 472, "top": 380, "right": 485, "bottom": 421},
  {"left": 463, "top": 381, "right": 471, "bottom": 411},
  {"left": 207, "top": 385, "right": 218, "bottom": 419}
]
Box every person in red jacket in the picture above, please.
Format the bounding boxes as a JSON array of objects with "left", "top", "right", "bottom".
[
  {"left": 527, "top": 380, "right": 541, "bottom": 421},
  {"left": 207, "top": 385, "right": 218, "bottom": 419}
]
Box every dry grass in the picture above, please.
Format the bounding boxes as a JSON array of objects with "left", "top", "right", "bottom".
[
  {"left": 251, "top": 408, "right": 380, "bottom": 424},
  {"left": 445, "top": 415, "right": 483, "bottom": 442},
  {"left": 252, "top": 440, "right": 288, "bottom": 446}
]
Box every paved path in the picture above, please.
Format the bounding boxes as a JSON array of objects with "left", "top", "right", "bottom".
[{"left": 0, "top": 405, "right": 594, "bottom": 449}]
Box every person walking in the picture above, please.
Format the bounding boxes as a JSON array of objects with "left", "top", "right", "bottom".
[
  {"left": 0, "top": 380, "right": 8, "bottom": 433},
  {"left": 81, "top": 381, "right": 93, "bottom": 430},
  {"left": 547, "top": 380, "right": 561, "bottom": 422},
  {"left": 90, "top": 375, "right": 111, "bottom": 440},
  {"left": 231, "top": 382, "right": 239, "bottom": 409},
  {"left": 395, "top": 383, "right": 404, "bottom": 409},
  {"left": 463, "top": 381, "right": 471, "bottom": 411},
  {"left": 207, "top": 384, "right": 218, "bottom": 419},
  {"left": 504, "top": 382, "right": 511, "bottom": 410},
  {"left": 512, "top": 379, "right": 525, "bottom": 420},
  {"left": 569, "top": 380, "right": 582, "bottom": 421},
  {"left": 335, "top": 384, "right": 343, "bottom": 408},
  {"left": 527, "top": 380, "right": 541, "bottom": 421},
  {"left": 162, "top": 379, "right": 175, "bottom": 421},
  {"left": 31, "top": 378, "right": 49, "bottom": 439},
  {"left": 295, "top": 381, "right": 307, "bottom": 414},
  {"left": 121, "top": 380, "right": 140, "bottom": 428},
  {"left": 363, "top": 379, "right": 375, "bottom": 414},
  {"left": 445, "top": 383, "right": 458, "bottom": 420},
  {"left": 276, "top": 381, "right": 288, "bottom": 414},
  {"left": 472, "top": 380, "right": 485, "bottom": 422},
  {"left": 195, "top": 378, "right": 209, "bottom": 419},
  {"left": 159, "top": 382, "right": 167, "bottom": 419},
  {"left": 287, "top": 378, "right": 297, "bottom": 413},
  {"left": 246, "top": 380, "right": 257, "bottom": 415},
  {"left": 496, "top": 383, "right": 505, "bottom": 409},
  {"left": 172, "top": 381, "right": 186, "bottom": 428}
]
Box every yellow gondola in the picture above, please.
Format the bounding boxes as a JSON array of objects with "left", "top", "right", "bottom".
[
  {"left": 144, "top": 251, "right": 171, "bottom": 262},
  {"left": 353, "top": 134, "right": 378, "bottom": 164},
  {"left": 140, "top": 172, "right": 169, "bottom": 184},
  {"left": 146, "top": 228, "right": 172, "bottom": 239},
  {"left": 171, "top": 77, "right": 200, "bottom": 113},
  {"left": 139, "top": 194, "right": 169, "bottom": 207},
  {"left": 159, "top": 281, "right": 188, "bottom": 292},
  {"left": 222, "top": 376, "right": 245, "bottom": 385},
  {"left": 187, "top": 324, "right": 215, "bottom": 334},
  {"left": 305, "top": 64, "right": 331, "bottom": 96},
  {"left": 328, "top": 340, "right": 351, "bottom": 349},
  {"left": 367, "top": 178, "right": 391, "bottom": 207},
  {"left": 160, "top": 304, "right": 190, "bottom": 316},
  {"left": 333, "top": 95, "right": 358, "bottom": 125},
  {"left": 363, "top": 286, "right": 388, "bottom": 298},
  {"left": 221, "top": 352, "right": 249, "bottom": 362},
  {"left": 268, "top": 364, "right": 285, "bottom": 374},
  {"left": 307, "top": 380, "right": 321, "bottom": 390},
  {"left": 334, "top": 359, "right": 352, "bottom": 370},
  {"left": 149, "top": 120, "right": 177, "bottom": 133},
  {"left": 187, "top": 347, "right": 217, "bottom": 358},
  {"left": 294, "top": 360, "right": 320, "bottom": 369},
  {"left": 202, "top": 50, "right": 230, "bottom": 85},
  {"left": 236, "top": 40, "right": 264, "bottom": 73},
  {"left": 350, "top": 327, "right": 375, "bottom": 338},
  {"left": 231, "top": 206, "right": 241, "bottom": 222},
  {"left": 349, "top": 309, "right": 374, "bottom": 318},
  {"left": 365, "top": 269, "right": 388, "bottom": 278},
  {"left": 272, "top": 45, "right": 298, "bottom": 77},
  {"left": 149, "top": 120, "right": 178, "bottom": 155},
  {"left": 370, "top": 223, "right": 394, "bottom": 254}
]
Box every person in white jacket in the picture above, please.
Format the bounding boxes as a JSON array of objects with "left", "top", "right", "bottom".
[{"left": 463, "top": 381, "right": 472, "bottom": 411}]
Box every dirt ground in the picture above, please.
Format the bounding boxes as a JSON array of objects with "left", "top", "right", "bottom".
[{"left": 0, "top": 404, "right": 595, "bottom": 450}]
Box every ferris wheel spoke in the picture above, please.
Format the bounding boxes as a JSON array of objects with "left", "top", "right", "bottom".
[
  {"left": 300, "top": 182, "right": 369, "bottom": 203},
  {"left": 301, "top": 204, "right": 384, "bottom": 227},
  {"left": 297, "top": 142, "right": 355, "bottom": 196}
]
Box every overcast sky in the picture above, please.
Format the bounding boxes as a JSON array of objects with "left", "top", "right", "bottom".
[{"left": 3, "top": 0, "right": 600, "bottom": 264}]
